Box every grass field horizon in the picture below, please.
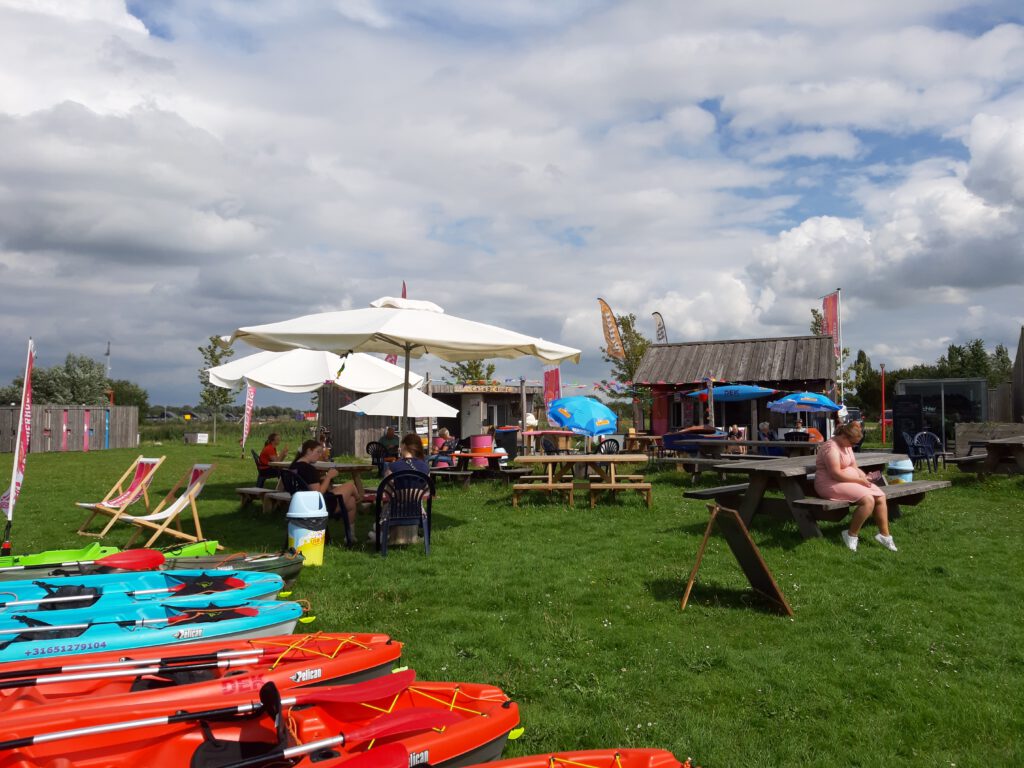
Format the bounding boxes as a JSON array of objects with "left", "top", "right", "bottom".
[{"left": 1, "top": 430, "right": 1021, "bottom": 767}]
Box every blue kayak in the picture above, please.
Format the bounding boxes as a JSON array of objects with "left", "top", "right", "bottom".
[
  {"left": 0, "top": 596, "right": 303, "bottom": 663},
  {"left": 0, "top": 570, "right": 284, "bottom": 612}
]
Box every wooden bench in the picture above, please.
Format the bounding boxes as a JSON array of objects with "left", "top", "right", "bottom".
[
  {"left": 236, "top": 486, "right": 274, "bottom": 509},
  {"left": 947, "top": 454, "right": 987, "bottom": 472},
  {"left": 588, "top": 482, "right": 652, "bottom": 508},
  {"left": 512, "top": 482, "right": 574, "bottom": 507},
  {"left": 263, "top": 490, "right": 292, "bottom": 514},
  {"left": 430, "top": 469, "right": 473, "bottom": 489},
  {"left": 791, "top": 480, "right": 951, "bottom": 521},
  {"left": 683, "top": 483, "right": 751, "bottom": 502},
  {"left": 587, "top": 473, "right": 644, "bottom": 482}
]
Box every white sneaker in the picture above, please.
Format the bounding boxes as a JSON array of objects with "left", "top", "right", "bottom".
[
  {"left": 874, "top": 533, "right": 898, "bottom": 552},
  {"left": 840, "top": 530, "right": 859, "bottom": 552}
]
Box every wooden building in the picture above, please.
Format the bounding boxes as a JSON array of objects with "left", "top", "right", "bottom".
[
  {"left": 634, "top": 336, "right": 836, "bottom": 434},
  {"left": 0, "top": 405, "right": 138, "bottom": 453}
]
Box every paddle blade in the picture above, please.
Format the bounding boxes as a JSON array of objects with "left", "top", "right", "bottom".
[
  {"left": 293, "top": 669, "right": 415, "bottom": 707},
  {"left": 95, "top": 549, "right": 166, "bottom": 570},
  {"left": 344, "top": 707, "right": 463, "bottom": 744}
]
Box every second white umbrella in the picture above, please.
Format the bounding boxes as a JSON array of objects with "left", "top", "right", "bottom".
[{"left": 340, "top": 388, "right": 458, "bottom": 419}]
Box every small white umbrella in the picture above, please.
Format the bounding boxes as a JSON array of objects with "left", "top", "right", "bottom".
[
  {"left": 340, "top": 387, "right": 458, "bottom": 419},
  {"left": 221, "top": 296, "right": 581, "bottom": 422},
  {"left": 207, "top": 349, "right": 422, "bottom": 394}
]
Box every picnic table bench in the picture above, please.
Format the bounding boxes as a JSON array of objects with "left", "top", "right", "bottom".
[
  {"left": 430, "top": 468, "right": 473, "bottom": 488},
  {"left": 688, "top": 452, "right": 947, "bottom": 539},
  {"left": 512, "top": 454, "right": 650, "bottom": 507},
  {"left": 950, "top": 435, "right": 1024, "bottom": 476},
  {"left": 236, "top": 486, "right": 276, "bottom": 509},
  {"left": 790, "top": 479, "right": 951, "bottom": 520}
]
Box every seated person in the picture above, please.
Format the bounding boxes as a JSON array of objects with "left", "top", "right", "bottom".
[
  {"left": 256, "top": 433, "right": 287, "bottom": 483},
  {"left": 289, "top": 440, "right": 360, "bottom": 546},
  {"left": 379, "top": 426, "right": 401, "bottom": 459},
  {"left": 428, "top": 427, "right": 457, "bottom": 467},
  {"left": 724, "top": 424, "right": 745, "bottom": 454},
  {"left": 757, "top": 421, "right": 784, "bottom": 456},
  {"left": 814, "top": 422, "right": 896, "bottom": 553},
  {"left": 793, "top": 418, "right": 806, "bottom": 432}
]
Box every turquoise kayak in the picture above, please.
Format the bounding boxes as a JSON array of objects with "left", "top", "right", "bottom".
[
  {"left": 0, "top": 596, "right": 303, "bottom": 663},
  {"left": 0, "top": 570, "right": 284, "bottom": 612}
]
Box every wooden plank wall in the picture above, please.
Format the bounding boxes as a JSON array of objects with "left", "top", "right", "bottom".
[
  {"left": 316, "top": 386, "right": 391, "bottom": 458},
  {"left": 0, "top": 406, "right": 138, "bottom": 453}
]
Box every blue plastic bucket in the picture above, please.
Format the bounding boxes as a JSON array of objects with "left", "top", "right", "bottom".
[{"left": 887, "top": 459, "right": 914, "bottom": 484}]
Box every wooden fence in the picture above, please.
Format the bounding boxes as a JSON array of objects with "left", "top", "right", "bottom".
[{"left": 0, "top": 405, "right": 138, "bottom": 453}]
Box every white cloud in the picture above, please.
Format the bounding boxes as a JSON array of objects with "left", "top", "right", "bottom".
[{"left": 0, "top": 1, "right": 1023, "bottom": 403}]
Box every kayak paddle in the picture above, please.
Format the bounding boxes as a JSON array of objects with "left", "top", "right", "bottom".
[{"left": 0, "top": 670, "right": 418, "bottom": 751}]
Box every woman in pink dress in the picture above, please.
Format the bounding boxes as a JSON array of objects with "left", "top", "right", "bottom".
[{"left": 814, "top": 421, "right": 897, "bottom": 552}]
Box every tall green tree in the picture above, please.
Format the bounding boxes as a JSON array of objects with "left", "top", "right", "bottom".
[
  {"left": 599, "top": 313, "right": 651, "bottom": 428},
  {"left": 440, "top": 360, "right": 496, "bottom": 383},
  {"left": 809, "top": 308, "right": 825, "bottom": 335},
  {"left": 989, "top": 344, "right": 1012, "bottom": 386},
  {"left": 110, "top": 379, "right": 150, "bottom": 412},
  {"left": 198, "top": 336, "right": 237, "bottom": 443},
  {"left": 29, "top": 355, "right": 109, "bottom": 404}
]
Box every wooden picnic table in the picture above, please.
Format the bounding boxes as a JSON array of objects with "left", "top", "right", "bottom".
[
  {"left": 623, "top": 434, "right": 663, "bottom": 454},
  {"left": 952, "top": 435, "right": 1024, "bottom": 475},
  {"left": 449, "top": 451, "right": 506, "bottom": 472},
  {"left": 686, "top": 452, "right": 947, "bottom": 539},
  {"left": 512, "top": 453, "right": 651, "bottom": 508},
  {"left": 270, "top": 461, "right": 377, "bottom": 496},
  {"left": 521, "top": 430, "right": 576, "bottom": 454}
]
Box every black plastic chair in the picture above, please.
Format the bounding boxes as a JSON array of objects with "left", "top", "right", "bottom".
[
  {"left": 374, "top": 470, "right": 433, "bottom": 557},
  {"left": 251, "top": 450, "right": 278, "bottom": 488},
  {"left": 542, "top": 437, "right": 570, "bottom": 455},
  {"left": 595, "top": 438, "right": 620, "bottom": 454},
  {"left": 902, "top": 431, "right": 930, "bottom": 470},
  {"left": 366, "top": 441, "right": 386, "bottom": 475},
  {"left": 913, "top": 431, "right": 942, "bottom": 472},
  {"left": 783, "top": 431, "right": 812, "bottom": 442}
]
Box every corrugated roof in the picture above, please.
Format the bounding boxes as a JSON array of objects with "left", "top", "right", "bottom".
[{"left": 634, "top": 336, "right": 836, "bottom": 386}]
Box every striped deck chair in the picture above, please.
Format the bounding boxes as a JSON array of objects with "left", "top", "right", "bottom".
[
  {"left": 122, "top": 464, "right": 220, "bottom": 549},
  {"left": 76, "top": 455, "right": 166, "bottom": 539}
]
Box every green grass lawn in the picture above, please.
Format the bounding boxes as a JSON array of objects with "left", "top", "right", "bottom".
[{"left": 2, "top": 437, "right": 1021, "bottom": 767}]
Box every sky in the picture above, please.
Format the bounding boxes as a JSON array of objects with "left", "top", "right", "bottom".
[{"left": 1, "top": 0, "right": 1023, "bottom": 408}]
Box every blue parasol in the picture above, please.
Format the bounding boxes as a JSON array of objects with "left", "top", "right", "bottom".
[
  {"left": 547, "top": 396, "right": 618, "bottom": 436},
  {"left": 686, "top": 384, "right": 777, "bottom": 402},
  {"left": 767, "top": 392, "right": 841, "bottom": 413}
]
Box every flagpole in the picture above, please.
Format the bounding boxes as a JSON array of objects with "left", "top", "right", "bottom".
[{"left": 836, "top": 287, "right": 844, "bottom": 402}]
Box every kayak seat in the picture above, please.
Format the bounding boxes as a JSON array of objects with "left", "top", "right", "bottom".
[
  {"left": 190, "top": 721, "right": 279, "bottom": 768},
  {"left": 130, "top": 667, "right": 218, "bottom": 692}
]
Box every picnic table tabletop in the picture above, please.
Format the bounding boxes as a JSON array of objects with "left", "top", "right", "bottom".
[
  {"left": 962, "top": 435, "right": 1024, "bottom": 474},
  {"left": 715, "top": 451, "right": 894, "bottom": 477}
]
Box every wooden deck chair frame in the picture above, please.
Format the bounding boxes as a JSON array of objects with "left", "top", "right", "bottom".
[
  {"left": 76, "top": 455, "right": 166, "bottom": 539},
  {"left": 123, "top": 464, "right": 221, "bottom": 549}
]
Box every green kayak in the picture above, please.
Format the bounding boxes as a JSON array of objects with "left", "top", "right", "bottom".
[{"left": 0, "top": 540, "right": 218, "bottom": 582}]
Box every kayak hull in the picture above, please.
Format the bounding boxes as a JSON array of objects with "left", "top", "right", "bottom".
[
  {"left": 0, "top": 548, "right": 303, "bottom": 585},
  {"left": 0, "top": 597, "right": 303, "bottom": 663},
  {"left": 0, "top": 632, "right": 401, "bottom": 719},
  {"left": 468, "top": 749, "right": 685, "bottom": 768},
  {"left": 0, "top": 679, "right": 518, "bottom": 768},
  {"left": 0, "top": 570, "right": 284, "bottom": 611}
]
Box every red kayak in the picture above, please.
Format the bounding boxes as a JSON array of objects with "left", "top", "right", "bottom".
[
  {"left": 0, "top": 671, "right": 519, "bottom": 768},
  {"left": 471, "top": 749, "right": 688, "bottom": 768},
  {"left": 0, "top": 632, "right": 400, "bottom": 716}
]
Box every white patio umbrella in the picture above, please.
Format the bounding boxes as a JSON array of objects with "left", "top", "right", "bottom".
[
  {"left": 207, "top": 349, "right": 423, "bottom": 394},
  {"left": 220, "top": 296, "right": 581, "bottom": 422},
  {"left": 341, "top": 387, "right": 458, "bottom": 418}
]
